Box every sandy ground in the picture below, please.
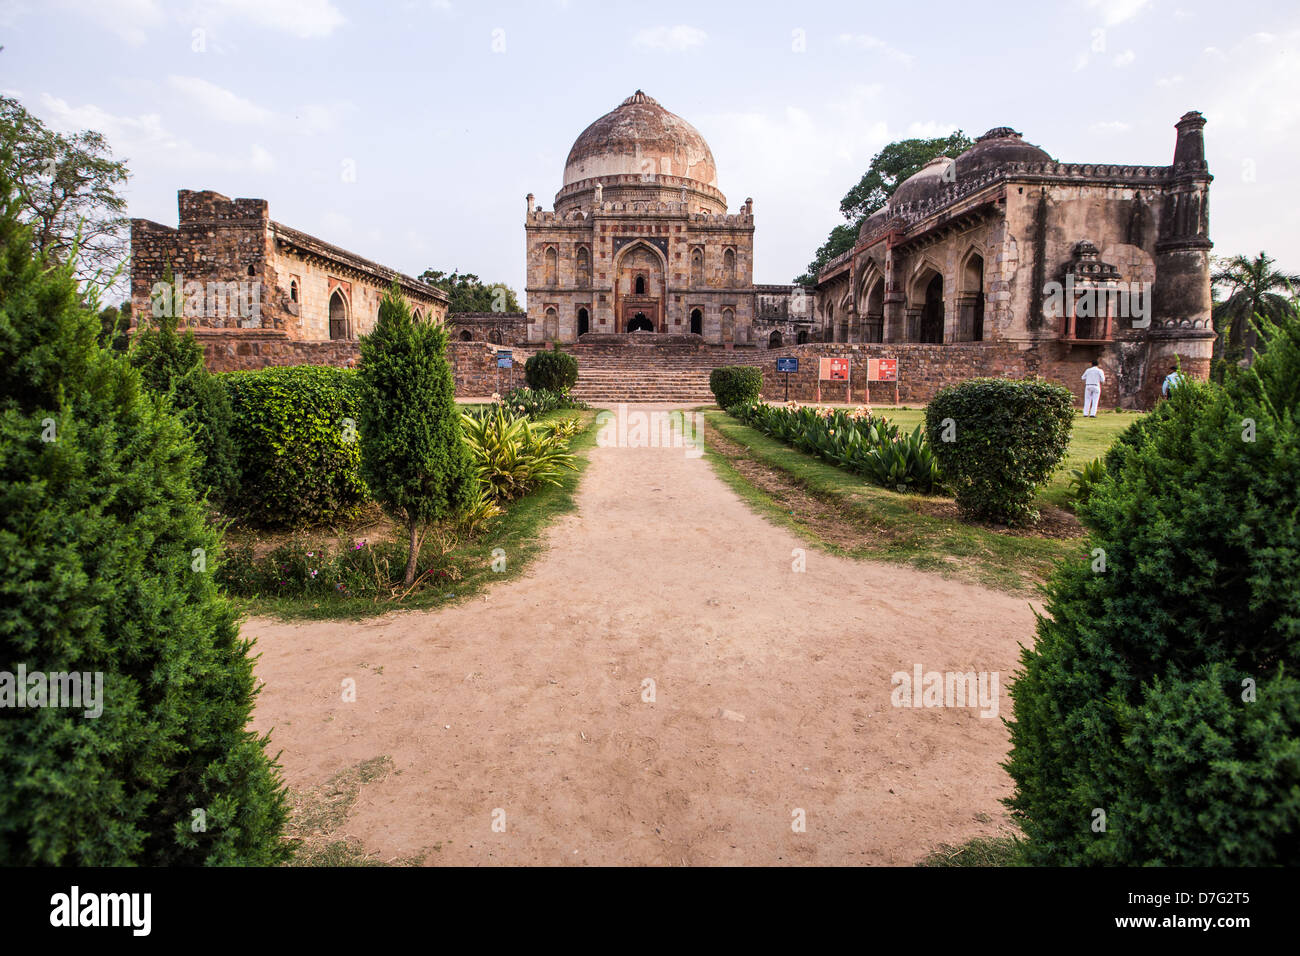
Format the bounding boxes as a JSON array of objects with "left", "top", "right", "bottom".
[{"left": 247, "top": 403, "right": 1038, "bottom": 865}]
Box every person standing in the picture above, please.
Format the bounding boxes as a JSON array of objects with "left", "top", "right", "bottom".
[
  {"left": 1162, "top": 364, "right": 1185, "bottom": 398},
  {"left": 1081, "top": 360, "right": 1105, "bottom": 417}
]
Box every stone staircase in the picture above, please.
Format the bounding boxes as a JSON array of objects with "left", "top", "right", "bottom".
[{"left": 568, "top": 344, "right": 744, "bottom": 403}]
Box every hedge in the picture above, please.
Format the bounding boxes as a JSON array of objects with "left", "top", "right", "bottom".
[
  {"left": 710, "top": 365, "right": 763, "bottom": 409},
  {"left": 221, "top": 365, "right": 368, "bottom": 527},
  {"left": 925, "top": 377, "right": 1074, "bottom": 524}
]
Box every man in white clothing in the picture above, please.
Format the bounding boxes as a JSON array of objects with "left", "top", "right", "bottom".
[{"left": 1081, "top": 360, "right": 1105, "bottom": 417}]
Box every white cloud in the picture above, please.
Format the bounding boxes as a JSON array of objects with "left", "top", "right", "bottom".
[
  {"left": 200, "top": 0, "right": 346, "bottom": 39},
  {"left": 55, "top": 0, "right": 162, "bottom": 46},
  {"left": 1086, "top": 0, "right": 1151, "bottom": 26},
  {"left": 1156, "top": 74, "right": 1184, "bottom": 87},
  {"left": 1089, "top": 121, "right": 1132, "bottom": 134},
  {"left": 1113, "top": 49, "right": 1136, "bottom": 67},
  {"left": 168, "top": 75, "right": 275, "bottom": 126},
  {"left": 633, "top": 25, "right": 707, "bottom": 53},
  {"left": 835, "top": 33, "right": 913, "bottom": 65}
]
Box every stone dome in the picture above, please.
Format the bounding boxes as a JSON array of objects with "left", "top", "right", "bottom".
[
  {"left": 858, "top": 205, "right": 890, "bottom": 241},
  {"left": 563, "top": 91, "right": 719, "bottom": 189},
  {"left": 954, "top": 127, "right": 1052, "bottom": 178},
  {"left": 889, "top": 156, "right": 956, "bottom": 208}
]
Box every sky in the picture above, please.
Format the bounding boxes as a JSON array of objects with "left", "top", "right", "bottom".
[{"left": 3, "top": 0, "right": 1298, "bottom": 302}]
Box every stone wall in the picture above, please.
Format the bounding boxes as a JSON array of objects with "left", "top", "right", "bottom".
[{"left": 193, "top": 330, "right": 522, "bottom": 398}]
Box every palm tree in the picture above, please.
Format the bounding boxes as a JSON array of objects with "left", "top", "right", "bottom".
[{"left": 1211, "top": 252, "right": 1300, "bottom": 366}]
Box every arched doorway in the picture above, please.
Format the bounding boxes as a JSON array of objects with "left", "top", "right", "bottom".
[
  {"left": 921, "top": 273, "right": 944, "bottom": 343},
  {"left": 769, "top": 330, "right": 783, "bottom": 348},
  {"left": 459, "top": 329, "right": 473, "bottom": 341},
  {"left": 577, "top": 307, "right": 589, "bottom": 337},
  {"left": 328, "top": 289, "right": 349, "bottom": 340},
  {"left": 615, "top": 243, "right": 665, "bottom": 334},
  {"left": 690, "top": 308, "right": 702, "bottom": 335},
  {"left": 960, "top": 253, "right": 985, "bottom": 342},
  {"left": 628, "top": 312, "right": 653, "bottom": 333},
  {"left": 488, "top": 329, "right": 503, "bottom": 344},
  {"left": 796, "top": 330, "right": 809, "bottom": 345}
]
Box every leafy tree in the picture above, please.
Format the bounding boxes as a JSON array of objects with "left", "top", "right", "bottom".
[
  {"left": 0, "top": 171, "right": 289, "bottom": 864},
  {"left": 0, "top": 95, "right": 129, "bottom": 294},
  {"left": 1211, "top": 251, "right": 1299, "bottom": 367},
  {"left": 97, "top": 300, "right": 131, "bottom": 352},
  {"left": 795, "top": 131, "right": 973, "bottom": 284},
  {"left": 358, "top": 283, "right": 476, "bottom": 585},
  {"left": 1005, "top": 305, "right": 1300, "bottom": 865},
  {"left": 129, "top": 267, "right": 238, "bottom": 505},
  {"left": 420, "top": 268, "right": 522, "bottom": 314}
]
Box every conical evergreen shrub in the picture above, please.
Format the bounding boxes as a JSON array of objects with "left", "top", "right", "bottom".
[
  {"left": 1005, "top": 311, "right": 1300, "bottom": 865},
  {"left": 0, "top": 177, "right": 289, "bottom": 864},
  {"left": 357, "top": 283, "right": 475, "bottom": 585}
]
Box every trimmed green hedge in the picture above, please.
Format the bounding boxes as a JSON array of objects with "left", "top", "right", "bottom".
[
  {"left": 221, "top": 366, "right": 368, "bottom": 527},
  {"left": 710, "top": 365, "right": 763, "bottom": 409},
  {"left": 925, "top": 377, "right": 1074, "bottom": 525},
  {"left": 524, "top": 346, "right": 578, "bottom": 394}
]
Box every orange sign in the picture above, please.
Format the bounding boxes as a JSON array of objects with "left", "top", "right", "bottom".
[
  {"left": 818, "top": 357, "right": 850, "bottom": 381},
  {"left": 868, "top": 358, "right": 898, "bottom": 382}
]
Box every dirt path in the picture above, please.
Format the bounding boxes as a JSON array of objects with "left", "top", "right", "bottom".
[{"left": 248, "top": 404, "right": 1037, "bottom": 865}]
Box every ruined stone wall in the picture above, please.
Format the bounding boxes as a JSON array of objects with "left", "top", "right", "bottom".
[{"left": 194, "top": 331, "right": 520, "bottom": 398}]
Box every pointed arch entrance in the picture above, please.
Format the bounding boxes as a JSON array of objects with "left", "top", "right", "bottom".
[{"left": 614, "top": 241, "right": 666, "bottom": 333}]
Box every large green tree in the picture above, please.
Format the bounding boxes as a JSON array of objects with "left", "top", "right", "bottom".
[
  {"left": 0, "top": 173, "right": 288, "bottom": 864},
  {"left": 420, "top": 268, "right": 522, "bottom": 314},
  {"left": 358, "top": 283, "right": 476, "bottom": 585},
  {"left": 795, "top": 131, "right": 973, "bottom": 284},
  {"left": 0, "top": 95, "right": 129, "bottom": 294},
  {"left": 1212, "top": 251, "right": 1299, "bottom": 366}
]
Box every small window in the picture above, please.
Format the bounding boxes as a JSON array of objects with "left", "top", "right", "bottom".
[
  {"left": 247, "top": 264, "right": 256, "bottom": 276},
  {"left": 635, "top": 275, "right": 646, "bottom": 295},
  {"left": 289, "top": 280, "right": 298, "bottom": 303}
]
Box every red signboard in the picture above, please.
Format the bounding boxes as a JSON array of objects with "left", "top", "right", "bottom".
[
  {"left": 868, "top": 358, "right": 897, "bottom": 382},
  {"left": 818, "top": 357, "right": 850, "bottom": 381}
]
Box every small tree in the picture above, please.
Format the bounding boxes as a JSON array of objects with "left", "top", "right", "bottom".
[
  {"left": 0, "top": 172, "right": 288, "bottom": 864},
  {"left": 358, "top": 283, "right": 476, "bottom": 585}
]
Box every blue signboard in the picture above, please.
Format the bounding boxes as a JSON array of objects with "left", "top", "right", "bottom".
[
  {"left": 776, "top": 357, "right": 798, "bottom": 373},
  {"left": 497, "top": 350, "right": 512, "bottom": 369}
]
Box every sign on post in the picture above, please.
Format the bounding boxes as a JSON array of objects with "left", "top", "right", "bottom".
[
  {"left": 817, "top": 357, "right": 851, "bottom": 403},
  {"left": 496, "top": 350, "right": 513, "bottom": 369},
  {"left": 866, "top": 357, "right": 899, "bottom": 405},
  {"left": 776, "top": 356, "right": 798, "bottom": 401}
]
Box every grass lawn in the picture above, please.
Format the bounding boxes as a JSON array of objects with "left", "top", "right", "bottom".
[
  {"left": 701, "top": 406, "right": 1142, "bottom": 594},
  {"left": 226, "top": 408, "right": 597, "bottom": 621}
]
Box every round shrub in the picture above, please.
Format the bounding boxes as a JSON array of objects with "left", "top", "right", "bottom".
[
  {"left": 1005, "top": 311, "right": 1300, "bottom": 865},
  {"left": 524, "top": 345, "right": 578, "bottom": 394},
  {"left": 710, "top": 365, "right": 763, "bottom": 409},
  {"left": 221, "top": 365, "right": 368, "bottom": 527},
  {"left": 925, "top": 377, "right": 1073, "bottom": 524}
]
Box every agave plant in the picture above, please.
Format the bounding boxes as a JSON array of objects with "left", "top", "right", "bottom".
[
  {"left": 859, "top": 425, "right": 941, "bottom": 493},
  {"left": 1067, "top": 456, "right": 1107, "bottom": 507},
  {"left": 460, "top": 404, "right": 578, "bottom": 502}
]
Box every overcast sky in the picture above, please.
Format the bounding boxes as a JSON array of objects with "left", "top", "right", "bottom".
[{"left": 3, "top": 0, "right": 1297, "bottom": 301}]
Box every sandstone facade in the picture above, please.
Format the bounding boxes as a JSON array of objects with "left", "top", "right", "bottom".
[
  {"left": 812, "top": 113, "right": 1216, "bottom": 409},
  {"left": 130, "top": 190, "right": 449, "bottom": 349}
]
